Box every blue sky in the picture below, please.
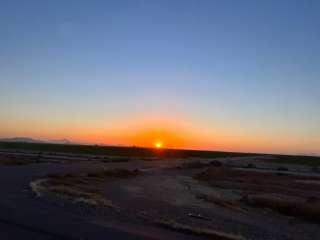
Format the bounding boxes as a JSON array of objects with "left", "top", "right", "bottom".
[{"left": 0, "top": 0, "right": 319, "bottom": 154}]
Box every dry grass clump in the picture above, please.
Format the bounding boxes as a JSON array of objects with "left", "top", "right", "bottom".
[
  {"left": 181, "top": 161, "right": 208, "bottom": 169},
  {"left": 30, "top": 168, "right": 140, "bottom": 207},
  {"left": 243, "top": 194, "right": 320, "bottom": 223},
  {"left": 209, "top": 160, "right": 223, "bottom": 167},
  {"left": 48, "top": 184, "right": 113, "bottom": 207},
  {"left": 196, "top": 193, "right": 241, "bottom": 210},
  {"left": 85, "top": 168, "right": 139, "bottom": 178},
  {"left": 195, "top": 167, "right": 320, "bottom": 222},
  {"left": 47, "top": 172, "right": 77, "bottom": 178},
  {"left": 31, "top": 175, "right": 113, "bottom": 207},
  {"left": 141, "top": 157, "right": 162, "bottom": 161},
  {"left": 0, "top": 156, "right": 40, "bottom": 165},
  {"left": 155, "top": 218, "right": 246, "bottom": 240},
  {"left": 195, "top": 167, "right": 320, "bottom": 197},
  {"left": 245, "top": 163, "right": 256, "bottom": 169},
  {"left": 180, "top": 160, "right": 223, "bottom": 169}
]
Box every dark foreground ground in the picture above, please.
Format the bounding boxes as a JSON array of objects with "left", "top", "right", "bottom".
[{"left": 0, "top": 144, "right": 320, "bottom": 240}]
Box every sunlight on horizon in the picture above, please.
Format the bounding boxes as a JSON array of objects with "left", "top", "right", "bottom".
[{"left": 154, "top": 141, "right": 163, "bottom": 149}]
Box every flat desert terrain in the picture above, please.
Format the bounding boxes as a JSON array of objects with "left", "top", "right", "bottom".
[{"left": 0, "top": 146, "right": 320, "bottom": 240}]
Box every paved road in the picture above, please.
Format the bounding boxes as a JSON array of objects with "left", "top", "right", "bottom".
[{"left": 0, "top": 162, "right": 203, "bottom": 240}]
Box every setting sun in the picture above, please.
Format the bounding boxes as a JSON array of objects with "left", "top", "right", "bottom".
[{"left": 154, "top": 141, "right": 163, "bottom": 149}]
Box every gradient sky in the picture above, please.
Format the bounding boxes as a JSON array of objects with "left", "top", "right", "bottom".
[{"left": 0, "top": 0, "right": 319, "bottom": 155}]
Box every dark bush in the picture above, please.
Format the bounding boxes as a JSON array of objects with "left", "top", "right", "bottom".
[
  {"left": 246, "top": 163, "right": 256, "bottom": 169},
  {"left": 182, "top": 161, "right": 207, "bottom": 169},
  {"left": 209, "top": 160, "right": 223, "bottom": 167},
  {"left": 277, "top": 167, "right": 288, "bottom": 171}
]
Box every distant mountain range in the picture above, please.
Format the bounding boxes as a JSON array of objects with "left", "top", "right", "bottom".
[{"left": 0, "top": 137, "right": 71, "bottom": 145}]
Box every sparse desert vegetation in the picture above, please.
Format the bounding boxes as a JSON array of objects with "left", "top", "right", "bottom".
[
  {"left": 267, "top": 155, "right": 320, "bottom": 167},
  {"left": 0, "top": 155, "right": 41, "bottom": 165},
  {"left": 2, "top": 146, "right": 320, "bottom": 240},
  {"left": 195, "top": 193, "right": 241, "bottom": 210},
  {"left": 30, "top": 169, "right": 141, "bottom": 207},
  {"left": 243, "top": 193, "right": 320, "bottom": 222},
  {"left": 155, "top": 218, "right": 246, "bottom": 240},
  {"left": 195, "top": 167, "right": 320, "bottom": 222}
]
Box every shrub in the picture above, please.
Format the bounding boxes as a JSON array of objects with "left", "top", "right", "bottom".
[
  {"left": 244, "top": 194, "right": 320, "bottom": 223},
  {"left": 246, "top": 163, "right": 256, "bottom": 169},
  {"left": 277, "top": 167, "right": 288, "bottom": 171},
  {"left": 209, "top": 160, "right": 223, "bottom": 167},
  {"left": 182, "top": 161, "right": 207, "bottom": 169}
]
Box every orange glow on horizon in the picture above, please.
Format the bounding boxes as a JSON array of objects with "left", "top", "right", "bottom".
[
  {"left": 4, "top": 112, "right": 319, "bottom": 155},
  {"left": 95, "top": 114, "right": 210, "bottom": 149}
]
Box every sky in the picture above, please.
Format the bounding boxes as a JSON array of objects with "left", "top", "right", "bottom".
[{"left": 0, "top": 0, "right": 319, "bottom": 155}]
